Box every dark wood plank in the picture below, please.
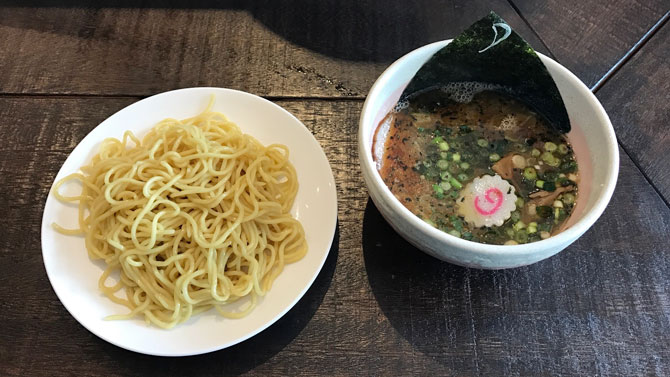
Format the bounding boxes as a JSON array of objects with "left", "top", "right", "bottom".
[
  {"left": 1, "top": 97, "right": 669, "bottom": 376},
  {"left": 596, "top": 23, "right": 670, "bottom": 204},
  {"left": 0, "top": 1, "right": 548, "bottom": 97},
  {"left": 510, "top": 0, "right": 668, "bottom": 87}
]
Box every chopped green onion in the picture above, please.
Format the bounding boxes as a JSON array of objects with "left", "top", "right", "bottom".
[
  {"left": 450, "top": 216, "right": 464, "bottom": 232},
  {"left": 489, "top": 153, "right": 501, "bottom": 162},
  {"left": 439, "top": 181, "right": 452, "bottom": 191},
  {"left": 432, "top": 184, "right": 444, "bottom": 196},
  {"left": 562, "top": 193, "right": 576, "bottom": 204},
  {"left": 558, "top": 144, "right": 569, "bottom": 154},
  {"left": 460, "top": 162, "right": 470, "bottom": 170},
  {"left": 437, "top": 159, "right": 450, "bottom": 170},
  {"left": 544, "top": 142, "right": 557, "bottom": 152},
  {"left": 477, "top": 139, "right": 488, "bottom": 147},
  {"left": 438, "top": 142, "right": 450, "bottom": 151},
  {"left": 506, "top": 228, "right": 515, "bottom": 237},
  {"left": 536, "top": 179, "right": 545, "bottom": 189},
  {"left": 527, "top": 224, "right": 537, "bottom": 234},
  {"left": 514, "top": 230, "right": 529, "bottom": 243},
  {"left": 433, "top": 136, "right": 444, "bottom": 144},
  {"left": 553, "top": 200, "right": 564, "bottom": 208},
  {"left": 449, "top": 190, "right": 460, "bottom": 199},
  {"left": 449, "top": 177, "right": 462, "bottom": 189},
  {"left": 523, "top": 167, "right": 537, "bottom": 180},
  {"left": 531, "top": 148, "right": 541, "bottom": 157},
  {"left": 448, "top": 229, "right": 461, "bottom": 238},
  {"left": 423, "top": 218, "right": 436, "bottom": 227},
  {"left": 557, "top": 208, "right": 566, "bottom": 220},
  {"left": 511, "top": 211, "right": 521, "bottom": 222},
  {"left": 440, "top": 152, "right": 448, "bottom": 159},
  {"left": 515, "top": 198, "right": 524, "bottom": 208},
  {"left": 513, "top": 221, "right": 526, "bottom": 231},
  {"left": 457, "top": 173, "right": 469, "bottom": 182},
  {"left": 452, "top": 152, "right": 461, "bottom": 161},
  {"left": 541, "top": 151, "right": 555, "bottom": 163}
]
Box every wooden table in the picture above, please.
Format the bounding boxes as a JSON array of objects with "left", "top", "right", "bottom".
[{"left": 1, "top": 1, "right": 668, "bottom": 375}]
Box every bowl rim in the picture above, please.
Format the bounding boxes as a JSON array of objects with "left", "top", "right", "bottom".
[{"left": 359, "top": 40, "right": 619, "bottom": 257}]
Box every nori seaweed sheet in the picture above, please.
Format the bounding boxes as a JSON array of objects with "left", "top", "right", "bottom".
[{"left": 400, "top": 12, "right": 570, "bottom": 133}]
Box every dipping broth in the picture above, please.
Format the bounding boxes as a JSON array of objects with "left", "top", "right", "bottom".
[{"left": 374, "top": 90, "right": 579, "bottom": 245}]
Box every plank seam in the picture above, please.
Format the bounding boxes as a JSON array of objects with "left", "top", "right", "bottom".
[
  {"left": 617, "top": 142, "right": 670, "bottom": 210},
  {"left": 590, "top": 11, "right": 669, "bottom": 92},
  {"left": 589, "top": 12, "right": 670, "bottom": 210}
]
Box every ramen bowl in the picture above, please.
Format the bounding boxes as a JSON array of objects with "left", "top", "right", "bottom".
[{"left": 358, "top": 40, "right": 618, "bottom": 269}]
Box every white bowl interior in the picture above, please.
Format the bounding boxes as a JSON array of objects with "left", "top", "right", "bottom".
[{"left": 359, "top": 41, "right": 618, "bottom": 268}]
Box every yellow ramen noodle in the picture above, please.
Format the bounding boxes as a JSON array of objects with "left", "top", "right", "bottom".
[{"left": 52, "top": 105, "right": 306, "bottom": 329}]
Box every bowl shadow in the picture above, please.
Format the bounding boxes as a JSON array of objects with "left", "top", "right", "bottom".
[
  {"left": 95, "top": 220, "right": 340, "bottom": 375},
  {"left": 362, "top": 198, "right": 537, "bottom": 367}
]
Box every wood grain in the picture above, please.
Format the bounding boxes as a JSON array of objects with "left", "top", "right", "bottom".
[
  {"left": 510, "top": 0, "right": 668, "bottom": 87},
  {"left": 596, "top": 23, "right": 670, "bottom": 204},
  {"left": 0, "top": 1, "right": 549, "bottom": 97},
  {"left": 0, "top": 97, "right": 668, "bottom": 376}
]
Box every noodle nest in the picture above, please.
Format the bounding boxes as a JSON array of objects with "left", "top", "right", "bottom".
[{"left": 53, "top": 106, "right": 307, "bottom": 329}]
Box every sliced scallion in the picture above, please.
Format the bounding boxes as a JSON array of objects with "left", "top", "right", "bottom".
[
  {"left": 514, "top": 230, "right": 529, "bottom": 243},
  {"left": 544, "top": 142, "right": 557, "bottom": 152},
  {"left": 449, "top": 177, "right": 462, "bottom": 189},
  {"left": 523, "top": 167, "right": 537, "bottom": 180},
  {"left": 439, "top": 181, "right": 452, "bottom": 191},
  {"left": 513, "top": 220, "right": 526, "bottom": 231}
]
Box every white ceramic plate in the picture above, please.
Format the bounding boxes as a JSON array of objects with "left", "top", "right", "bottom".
[{"left": 41, "top": 87, "right": 338, "bottom": 356}]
